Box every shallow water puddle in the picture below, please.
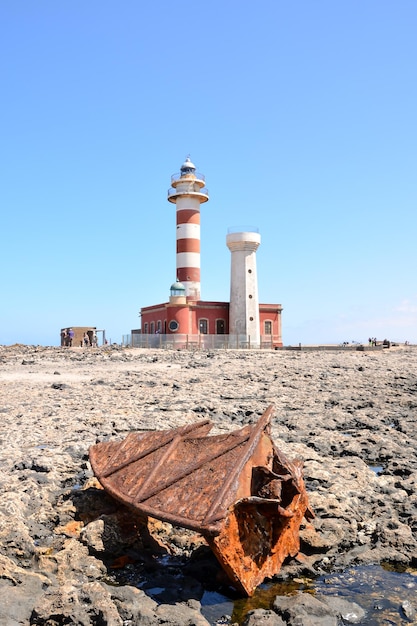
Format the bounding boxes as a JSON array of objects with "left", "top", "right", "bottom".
[{"left": 201, "top": 565, "right": 417, "bottom": 625}]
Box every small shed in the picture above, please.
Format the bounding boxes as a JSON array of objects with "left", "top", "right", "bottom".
[{"left": 60, "top": 326, "right": 98, "bottom": 347}]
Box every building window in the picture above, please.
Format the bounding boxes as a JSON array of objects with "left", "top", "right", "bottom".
[
  {"left": 144, "top": 323, "right": 148, "bottom": 334},
  {"left": 199, "top": 319, "right": 208, "bottom": 334},
  {"left": 150, "top": 322, "right": 155, "bottom": 334},
  {"left": 264, "top": 321, "right": 272, "bottom": 335},
  {"left": 157, "top": 320, "right": 161, "bottom": 333},
  {"left": 169, "top": 320, "right": 179, "bottom": 332}
]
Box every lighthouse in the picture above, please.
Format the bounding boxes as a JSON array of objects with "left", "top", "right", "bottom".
[
  {"left": 135, "top": 159, "right": 283, "bottom": 348},
  {"left": 226, "top": 229, "right": 261, "bottom": 347},
  {"left": 167, "top": 157, "right": 209, "bottom": 301}
]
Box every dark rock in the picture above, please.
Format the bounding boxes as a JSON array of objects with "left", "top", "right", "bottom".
[
  {"left": 320, "top": 596, "right": 365, "bottom": 623},
  {"left": 0, "top": 554, "right": 49, "bottom": 626},
  {"left": 30, "top": 581, "right": 123, "bottom": 625},
  {"left": 1, "top": 521, "right": 37, "bottom": 562},
  {"left": 80, "top": 513, "right": 139, "bottom": 555},
  {"left": 243, "top": 608, "right": 286, "bottom": 625},
  {"left": 52, "top": 538, "right": 106, "bottom": 583},
  {"left": 273, "top": 593, "right": 338, "bottom": 626},
  {"left": 273, "top": 593, "right": 366, "bottom": 626},
  {"left": 155, "top": 599, "right": 211, "bottom": 626},
  {"left": 103, "top": 583, "right": 158, "bottom": 624},
  {"left": 401, "top": 599, "right": 416, "bottom": 621}
]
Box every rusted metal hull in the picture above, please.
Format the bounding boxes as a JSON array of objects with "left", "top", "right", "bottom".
[
  {"left": 89, "top": 405, "right": 313, "bottom": 596},
  {"left": 206, "top": 455, "right": 312, "bottom": 595}
]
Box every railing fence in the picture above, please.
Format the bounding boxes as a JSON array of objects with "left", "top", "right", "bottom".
[{"left": 121, "top": 334, "right": 281, "bottom": 350}]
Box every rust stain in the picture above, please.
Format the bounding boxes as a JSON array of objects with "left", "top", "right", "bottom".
[
  {"left": 109, "top": 554, "right": 137, "bottom": 569},
  {"left": 89, "top": 405, "right": 314, "bottom": 596},
  {"left": 54, "top": 520, "right": 84, "bottom": 537}
]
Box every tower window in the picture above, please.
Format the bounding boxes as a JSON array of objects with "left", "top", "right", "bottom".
[{"left": 249, "top": 294, "right": 252, "bottom": 299}]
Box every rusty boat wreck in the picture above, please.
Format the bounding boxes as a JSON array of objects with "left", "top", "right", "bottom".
[{"left": 89, "top": 405, "right": 314, "bottom": 596}]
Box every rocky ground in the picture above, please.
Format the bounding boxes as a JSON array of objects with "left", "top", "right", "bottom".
[{"left": 0, "top": 344, "right": 416, "bottom": 625}]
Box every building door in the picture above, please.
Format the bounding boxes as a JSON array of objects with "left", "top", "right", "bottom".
[{"left": 216, "top": 319, "right": 225, "bottom": 334}]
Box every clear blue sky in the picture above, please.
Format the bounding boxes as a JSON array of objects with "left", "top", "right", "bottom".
[{"left": 1, "top": 1, "right": 416, "bottom": 346}]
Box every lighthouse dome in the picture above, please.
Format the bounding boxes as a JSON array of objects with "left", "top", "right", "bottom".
[
  {"left": 180, "top": 157, "right": 196, "bottom": 175},
  {"left": 170, "top": 281, "right": 186, "bottom": 296}
]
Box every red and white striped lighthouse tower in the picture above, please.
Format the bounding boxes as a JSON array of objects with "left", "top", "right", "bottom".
[{"left": 168, "top": 157, "right": 209, "bottom": 300}]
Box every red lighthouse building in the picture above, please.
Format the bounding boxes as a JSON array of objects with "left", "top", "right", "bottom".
[{"left": 134, "top": 158, "right": 283, "bottom": 349}]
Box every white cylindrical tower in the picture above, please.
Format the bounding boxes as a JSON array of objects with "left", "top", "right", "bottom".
[
  {"left": 226, "top": 229, "right": 261, "bottom": 347},
  {"left": 167, "top": 157, "right": 209, "bottom": 300}
]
